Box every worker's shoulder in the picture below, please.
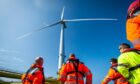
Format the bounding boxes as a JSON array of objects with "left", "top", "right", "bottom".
[
  {"left": 121, "top": 50, "right": 139, "bottom": 57},
  {"left": 118, "top": 54, "right": 126, "bottom": 61},
  {"left": 79, "top": 62, "right": 89, "bottom": 68},
  {"left": 119, "top": 52, "right": 131, "bottom": 57},
  {"left": 27, "top": 68, "right": 42, "bottom": 76}
]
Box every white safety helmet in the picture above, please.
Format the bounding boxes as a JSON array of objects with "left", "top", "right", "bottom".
[{"left": 35, "top": 56, "right": 43, "bottom": 62}]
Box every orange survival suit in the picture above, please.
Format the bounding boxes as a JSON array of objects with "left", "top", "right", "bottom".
[
  {"left": 126, "top": 0, "right": 140, "bottom": 50},
  {"left": 21, "top": 64, "right": 45, "bottom": 84},
  {"left": 102, "top": 63, "right": 129, "bottom": 84},
  {"left": 58, "top": 57, "right": 92, "bottom": 84}
]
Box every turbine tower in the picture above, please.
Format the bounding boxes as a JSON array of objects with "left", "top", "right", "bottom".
[
  {"left": 59, "top": 7, "right": 65, "bottom": 70},
  {"left": 16, "top": 7, "right": 117, "bottom": 70}
]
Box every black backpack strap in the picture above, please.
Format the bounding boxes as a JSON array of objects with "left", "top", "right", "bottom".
[{"left": 129, "top": 64, "right": 140, "bottom": 71}]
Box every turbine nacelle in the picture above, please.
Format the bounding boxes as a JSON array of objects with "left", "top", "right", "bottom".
[{"left": 61, "top": 20, "right": 67, "bottom": 28}]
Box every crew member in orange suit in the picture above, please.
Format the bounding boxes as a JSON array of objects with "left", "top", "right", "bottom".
[
  {"left": 58, "top": 53, "right": 92, "bottom": 84},
  {"left": 101, "top": 58, "right": 129, "bottom": 84},
  {"left": 21, "top": 56, "right": 45, "bottom": 84},
  {"left": 126, "top": 0, "right": 140, "bottom": 50}
]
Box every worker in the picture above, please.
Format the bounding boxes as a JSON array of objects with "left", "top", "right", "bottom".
[
  {"left": 58, "top": 53, "right": 92, "bottom": 84},
  {"left": 117, "top": 43, "right": 140, "bottom": 84},
  {"left": 21, "top": 56, "right": 45, "bottom": 84},
  {"left": 126, "top": 0, "right": 140, "bottom": 50},
  {"left": 102, "top": 58, "right": 129, "bottom": 84}
]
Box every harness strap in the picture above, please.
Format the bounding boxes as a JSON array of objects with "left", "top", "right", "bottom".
[
  {"left": 67, "top": 75, "right": 83, "bottom": 80},
  {"left": 72, "top": 60, "right": 79, "bottom": 84},
  {"left": 68, "top": 59, "right": 79, "bottom": 84},
  {"left": 129, "top": 64, "right": 140, "bottom": 71},
  {"left": 67, "top": 59, "right": 85, "bottom": 84},
  {"left": 66, "top": 71, "right": 85, "bottom": 77}
]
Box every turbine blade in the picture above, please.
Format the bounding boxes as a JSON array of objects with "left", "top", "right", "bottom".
[
  {"left": 64, "top": 18, "right": 118, "bottom": 22},
  {"left": 61, "top": 6, "right": 65, "bottom": 20},
  {"left": 16, "top": 33, "right": 32, "bottom": 40},
  {"left": 16, "top": 21, "right": 61, "bottom": 40}
]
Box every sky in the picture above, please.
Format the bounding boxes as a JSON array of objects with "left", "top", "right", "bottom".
[{"left": 0, "top": 0, "right": 134, "bottom": 83}]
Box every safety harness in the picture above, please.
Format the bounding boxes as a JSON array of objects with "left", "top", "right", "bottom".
[
  {"left": 22, "top": 66, "right": 45, "bottom": 84},
  {"left": 66, "top": 59, "right": 85, "bottom": 84}
]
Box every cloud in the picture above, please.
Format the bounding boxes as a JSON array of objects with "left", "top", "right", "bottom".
[
  {"left": 0, "top": 48, "right": 20, "bottom": 54},
  {"left": 13, "top": 57, "right": 24, "bottom": 63},
  {"left": 34, "top": 0, "right": 44, "bottom": 8},
  {"left": 0, "top": 48, "right": 24, "bottom": 63},
  {"left": 0, "top": 56, "right": 24, "bottom": 63}
]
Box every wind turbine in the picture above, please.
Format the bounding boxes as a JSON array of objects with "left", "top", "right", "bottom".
[{"left": 16, "top": 7, "right": 117, "bottom": 70}]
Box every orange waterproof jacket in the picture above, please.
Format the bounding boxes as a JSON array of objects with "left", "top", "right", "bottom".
[
  {"left": 21, "top": 64, "right": 45, "bottom": 84},
  {"left": 126, "top": 0, "right": 140, "bottom": 50},
  {"left": 102, "top": 64, "right": 129, "bottom": 84},
  {"left": 126, "top": 14, "right": 140, "bottom": 50},
  {"left": 58, "top": 59, "right": 92, "bottom": 84}
]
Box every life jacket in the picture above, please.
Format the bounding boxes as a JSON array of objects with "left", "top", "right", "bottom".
[
  {"left": 65, "top": 59, "right": 85, "bottom": 84},
  {"left": 21, "top": 64, "right": 45, "bottom": 84},
  {"left": 102, "top": 64, "right": 129, "bottom": 84},
  {"left": 111, "top": 64, "right": 129, "bottom": 84},
  {"left": 59, "top": 58, "right": 92, "bottom": 84},
  {"left": 61, "top": 58, "right": 92, "bottom": 84}
]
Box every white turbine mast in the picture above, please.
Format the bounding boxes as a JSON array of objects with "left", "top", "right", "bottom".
[{"left": 16, "top": 7, "right": 117, "bottom": 71}]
